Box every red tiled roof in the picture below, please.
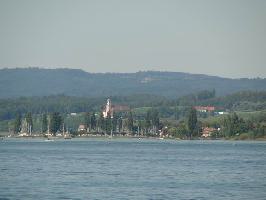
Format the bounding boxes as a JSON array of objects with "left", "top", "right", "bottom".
[{"left": 194, "top": 106, "right": 215, "bottom": 111}]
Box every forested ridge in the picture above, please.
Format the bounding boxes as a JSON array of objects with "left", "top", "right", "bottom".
[{"left": 1, "top": 68, "right": 266, "bottom": 98}]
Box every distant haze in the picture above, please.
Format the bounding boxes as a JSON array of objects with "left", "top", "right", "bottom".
[{"left": 0, "top": 0, "right": 265, "bottom": 78}]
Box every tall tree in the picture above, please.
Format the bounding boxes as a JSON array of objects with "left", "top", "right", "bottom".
[
  {"left": 84, "top": 112, "right": 91, "bottom": 131},
  {"left": 112, "top": 113, "right": 118, "bottom": 132},
  {"left": 42, "top": 113, "right": 48, "bottom": 133},
  {"left": 98, "top": 112, "right": 105, "bottom": 132},
  {"left": 127, "top": 111, "right": 134, "bottom": 133},
  {"left": 150, "top": 109, "right": 159, "bottom": 133},
  {"left": 106, "top": 113, "right": 112, "bottom": 134},
  {"left": 14, "top": 113, "right": 22, "bottom": 134},
  {"left": 90, "top": 112, "right": 96, "bottom": 131},
  {"left": 137, "top": 119, "right": 142, "bottom": 135},
  {"left": 50, "top": 112, "right": 62, "bottom": 135},
  {"left": 145, "top": 110, "right": 151, "bottom": 134},
  {"left": 176, "top": 122, "right": 187, "bottom": 138},
  {"left": 187, "top": 107, "right": 197, "bottom": 139},
  {"left": 222, "top": 112, "right": 247, "bottom": 137},
  {"left": 118, "top": 117, "right": 123, "bottom": 133},
  {"left": 25, "top": 112, "right": 33, "bottom": 133}
]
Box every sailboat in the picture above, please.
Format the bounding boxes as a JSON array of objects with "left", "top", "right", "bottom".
[
  {"left": 108, "top": 130, "right": 113, "bottom": 139},
  {"left": 63, "top": 124, "right": 72, "bottom": 139},
  {"left": 45, "top": 119, "right": 54, "bottom": 141}
]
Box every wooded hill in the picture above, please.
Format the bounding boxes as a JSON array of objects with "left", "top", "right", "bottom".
[{"left": 0, "top": 68, "right": 266, "bottom": 98}]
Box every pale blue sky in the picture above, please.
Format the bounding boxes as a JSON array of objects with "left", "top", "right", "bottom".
[{"left": 0, "top": 0, "right": 265, "bottom": 78}]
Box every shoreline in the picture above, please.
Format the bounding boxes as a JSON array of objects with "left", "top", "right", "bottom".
[{"left": 1, "top": 134, "right": 266, "bottom": 141}]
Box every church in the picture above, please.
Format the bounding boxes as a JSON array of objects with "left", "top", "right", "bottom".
[{"left": 102, "top": 98, "right": 130, "bottom": 118}]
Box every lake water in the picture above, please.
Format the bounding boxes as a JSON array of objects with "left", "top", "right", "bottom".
[{"left": 0, "top": 138, "right": 266, "bottom": 200}]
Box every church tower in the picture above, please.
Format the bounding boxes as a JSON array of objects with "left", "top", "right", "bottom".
[{"left": 103, "top": 98, "right": 113, "bottom": 118}]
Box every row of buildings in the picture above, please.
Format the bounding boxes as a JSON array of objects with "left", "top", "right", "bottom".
[{"left": 194, "top": 106, "right": 228, "bottom": 115}]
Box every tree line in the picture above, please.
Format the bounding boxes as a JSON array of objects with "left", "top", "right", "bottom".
[
  {"left": 11, "top": 108, "right": 161, "bottom": 136},
  {"left": 10, "top": 108, "right": 266, "bottom": 139}
]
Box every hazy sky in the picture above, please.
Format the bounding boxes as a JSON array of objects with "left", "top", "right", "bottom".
[{"left": 0, "top": 0, "right": 265, "bottom": 78}]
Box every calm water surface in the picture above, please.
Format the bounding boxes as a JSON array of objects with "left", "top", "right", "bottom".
[{"left": 0, "top": 138, "right": 266, "bottom": 200}]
